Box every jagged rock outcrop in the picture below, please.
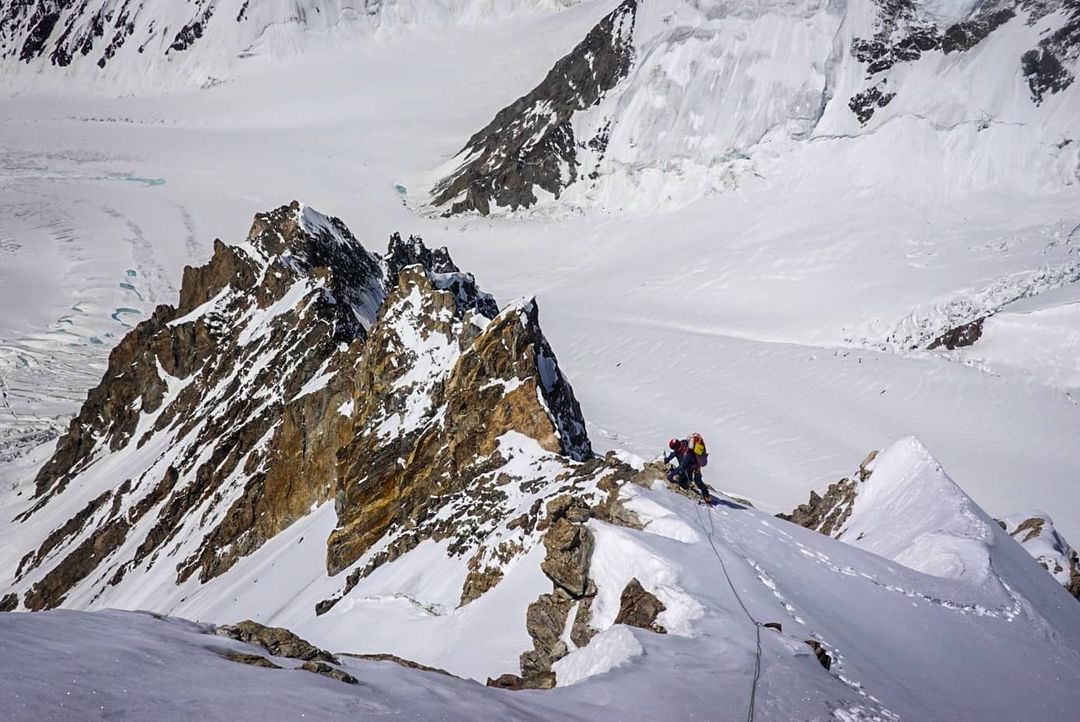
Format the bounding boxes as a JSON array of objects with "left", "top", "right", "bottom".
[
  {"left": 539, "top": 494, "right": 595, "bottom": 598},
  {"left": 223, "top": 651, "right": 282, "bottom": 669},
  {"left": 430, "top": 0, "right": 636, "bottom": 215},
  {"left": 343, "top": 653, "right": 455, "bottom": 677},
  {"left": 298, "top": 660, "right": 359, "bottom": 685},
  {"left": 1021, "top": 0, "right": 1080, "bottom": 103},
  {"left": 494, "top": 458, "right": 685, "bottom": 689},
  {"left": 10, "top": 202, "right": 386, "bottom": 611},
  {"left": 805, "top": 640, "right": 833, "bottom": 670},
  {"left": 485, "top": 492, "right": 601, "bottom": 689},
  {"left": 848, "top": 0, "right": 1080, "bottom": 122},
  {"left": 5, "top": 200, "right": 596, "bottom": 618},
  {"left": 215, "top": 620, "right": 336, "bottom": 663},
  {"left": 216, "top": 620, "right": 358, "bottom": 681},
  {"left": 928, "top": 317, "right": 985, "bottom": 350},
  {"left": 613, "top": 578, "right": 667, "bottom": 633},
  {"left": 779, "top": 451, "right": 878, "bottom": 536},
  {"left": 323, "top": 275, "right": 593, "bottom": 583}
]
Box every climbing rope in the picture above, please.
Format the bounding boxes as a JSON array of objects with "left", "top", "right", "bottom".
[{"left": 694, "top": 501, "right": 763, "bottom": 722}]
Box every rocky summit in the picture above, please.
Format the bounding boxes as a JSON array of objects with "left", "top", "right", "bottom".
[{"left": 4, "top": 201, "right": 601, "bottom": 620}]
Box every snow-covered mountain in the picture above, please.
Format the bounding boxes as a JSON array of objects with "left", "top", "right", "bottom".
[
  {"left": 2, "top": 1, "right": 1080, "bottom": 718},
  {"left": 0, "top": 0, "right": 581, "bottom": 91},
  {"left": 428, "top": 0, "right": 1080, "bottom": 216},
  {"left": 1, "top": 202, "right": 592, "bottom": 617},
  {"left": 2, "top": 206, "right": 1080, "bottom": 719},
  {"left": 783, "top": 436, "right": 1080, "bottom": 599}
]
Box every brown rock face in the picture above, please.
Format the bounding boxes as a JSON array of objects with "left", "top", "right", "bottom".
[
  {"left": 223, "top": 651, "right": 281, "bottom": 669},
  {"left": 298, "top": 661, "right": 359, "bottom": 685},
  {"left": 614, "top": 578, "right": 667, "bottom": 633},
  {"left": 780, "top": 451, "right": 879, "bottom": 538},
  {"left": 928, "top": 317, "right": 985, "bottom": 350},
  {"left": 430, "top": 0, "right": 638, "bottom": 216},
  {"left": 486, "top": 673, "right": 528, "bottom": 689},
  {"left": 805, "top": 640, "right": 833, "bottom": 670},
  {"left": 325, "top": 288, "right": 592, "bottom": 579},
  {"left": 504, "top": 492, "right": 605, "bottom": 688},
  {"left": 1002, "top": 514, "right": 1080, "bottom": 601},
  {"left": 541, "top": 518, "right": 596, "bottom": 598},
  {"left": 7, "top": 202, "right": 386, "bottom": 610},
  {"left": 6, "top": 202, "right": 623, "bottom": 690},
  {"left": 343, "top": 653, "right": 454, "bottom": 678},
  {"left": 6, "top": 201, "right": 599, "bottom": 626}
]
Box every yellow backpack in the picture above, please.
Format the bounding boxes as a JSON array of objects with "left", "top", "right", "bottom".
[{"left": 689, "top": 433, "right": 708, "bottom": 466}]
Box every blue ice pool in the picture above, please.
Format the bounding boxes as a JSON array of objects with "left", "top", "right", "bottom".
[
  {"left": 111, "top": 307, "right": 141, "bottom": 326},
  {"left": 108, "top": 172, "right": 166, "bottom": 187},
  {"left": 119, "top": 281, "right": 144, "bottom": 301}
]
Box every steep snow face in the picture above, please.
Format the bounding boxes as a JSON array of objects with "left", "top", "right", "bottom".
[
  {"left": 431, "top": 0, "right": 1080, "bottom": 215},
  {"left": 0, "top": 0, "right": 583, "bottom": 93},
  {"left": 832, "top": 437, "right": 1001, "bottom": 582},
  {"left": 429, "top": 0, "right": 637, "bottom": 215},
  {"left": 815, "top": 436, "right": 1080, "bottom": 614}
]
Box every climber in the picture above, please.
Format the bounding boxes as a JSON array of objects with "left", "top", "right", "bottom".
[{"left": 664, "top": 436, "right": 711, "bottom": 503}]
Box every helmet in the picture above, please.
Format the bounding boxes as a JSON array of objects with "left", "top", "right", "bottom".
[{"left": 668, "top": 438, "right": 680, "bottom": 450}]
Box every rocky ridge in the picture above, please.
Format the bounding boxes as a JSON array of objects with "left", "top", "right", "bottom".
[
  {"left": 778, "top": 451, "right": 879, "bottom": 537},
  {"left": 2, "top": 201, "right": 595, "bottom": 621},
  {"left": 0, "top": 199, "right": 702, "bottom": 690},
  {"left": 429, "top": 0, "right": 637, "bottom": 216}
]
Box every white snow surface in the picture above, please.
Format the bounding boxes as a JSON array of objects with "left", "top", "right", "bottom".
[
  {"left": 0, "top": 0, "right": 587, "bottom": 95},
  {"left": 3, "top": 464, "right": 1080, "bottom": 720}
]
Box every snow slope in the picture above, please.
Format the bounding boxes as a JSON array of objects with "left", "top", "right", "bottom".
[{"left": 3, "top": 447, "right": 1080, "bottom": 720}]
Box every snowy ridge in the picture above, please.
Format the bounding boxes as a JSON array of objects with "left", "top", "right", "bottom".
[
  {"left": 3, "top": 443, "right": 1080, "bottom": 719},
  {"left": 833, "top": 437, "right": 1007, "bottom": 582},
  {"left": 789, "top": 436, "right": 1080, "bottom": 610}
]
